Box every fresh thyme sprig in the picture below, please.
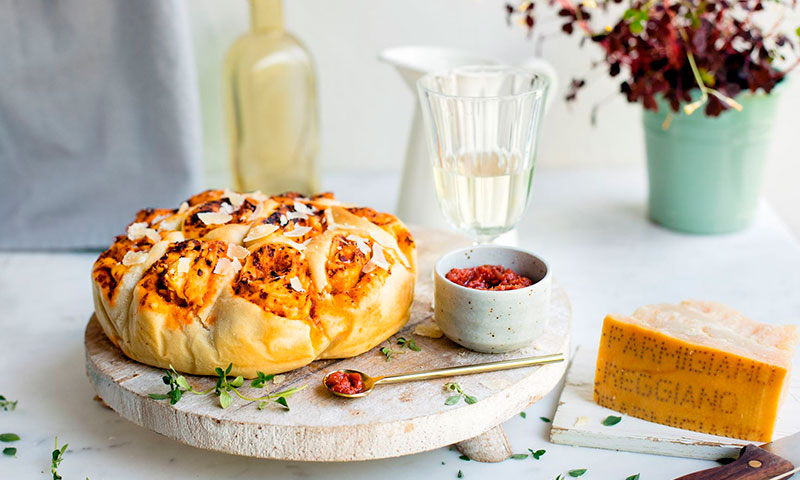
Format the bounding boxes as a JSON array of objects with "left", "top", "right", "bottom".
[
  {"left": 149, "top": 364, "right": 305, "bottom": 410},
  {"left": 251, "top": 371, "right": 274, "bottom": 388},
  {"left": 49, "top": 438, "right": 89, "bottom": 480},
  {"left": 396, "top": 336, "right": 421, "bottom": 351},
  {"left": 380, "top": 335, "right": 422, "bottom": 361},
  {"left": 51, "top": 437, "right": 67, "bottom": 480},
  {"left": 444, "top": 382, "right": 477, "bottom": 405},
  {"left": 147, "top": 365, "right": 207, "bottom": 404},
  {"left": 380, "top": 341, "right": 405, "bottom": 361},
  {"left": 0, "top": 395, "right": 17, "bottom": 411}
]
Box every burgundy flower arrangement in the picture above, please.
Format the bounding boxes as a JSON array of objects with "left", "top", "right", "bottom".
[{"left": 506, "top": 0, "right": 800, "bottom": 116}]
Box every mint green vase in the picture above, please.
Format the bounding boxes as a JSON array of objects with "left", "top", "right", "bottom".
[{"left": 643, "top": 88, "right": 782, "bottom": 234}]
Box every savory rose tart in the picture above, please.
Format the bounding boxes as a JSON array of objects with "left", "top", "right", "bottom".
[{"left": 91, "top": 190, "right": 416, "bottom": 377}]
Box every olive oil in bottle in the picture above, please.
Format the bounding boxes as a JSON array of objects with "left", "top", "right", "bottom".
[{"left": 224, "top": 0, "right": 320, "bottom": 194}]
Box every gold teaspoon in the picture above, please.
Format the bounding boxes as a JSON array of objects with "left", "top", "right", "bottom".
[{"left": 322, "top": 352, "right": 565, "bottom": 398}]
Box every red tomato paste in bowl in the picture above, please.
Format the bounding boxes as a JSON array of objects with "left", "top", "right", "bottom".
[{"left": 445, "top": 264, "right": 533, "bottom": 291}]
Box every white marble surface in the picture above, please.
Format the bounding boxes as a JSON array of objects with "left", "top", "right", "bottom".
[{"left": 1, "top": 167, "right": 799, "bottom": 479}]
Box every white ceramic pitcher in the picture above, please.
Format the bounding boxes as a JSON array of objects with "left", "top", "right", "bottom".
[{"left": 379, "top": 46, "right": 558, "bottom": 242}]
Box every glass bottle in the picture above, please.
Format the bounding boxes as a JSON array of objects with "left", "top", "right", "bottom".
[{"left": 224, "top": 0, "right": 320, "bottom": 195}]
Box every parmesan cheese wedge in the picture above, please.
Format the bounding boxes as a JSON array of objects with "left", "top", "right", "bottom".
[{"left": 594, "top": 301, "right": 798, "bottom": 442}]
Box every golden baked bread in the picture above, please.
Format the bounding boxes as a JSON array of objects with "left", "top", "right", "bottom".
[{"left": 92, "top": 190, "right": 417, "bottom": 377}]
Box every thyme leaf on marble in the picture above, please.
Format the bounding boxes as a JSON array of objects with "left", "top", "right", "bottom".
[
  {"left": 602, "top": 415, "right": 622, "bottom": 426},
  {"left": 51, "top": 437, "right": 68, "bottom": 480},
  {"left": 529, "top": 448, "right": 546, "bottom": 459},
  {"left": 457, "top": 470, "right": 464, "bottom": 478},
  {"left": 459, "top": 455, "right": 471, "bottom": 461},
  {"left": 626, "top": 474, "right": 641, "bottom": 480},
  {"left": 568, "top": 468, "right": 588, "bottom": 477},
  {"left": 149, "top": 363, "right": 305, "bottom": 410},
  {"left": 540, "top": 416, "right": 551, "bottom": 423},
  {"left": 0, "top": 395, "right": 17, "bottom": 411},
  {"left": 0, "top": 433, "right": 20, "bottom": 442},
  {"left": 2, "top": 447, "right": 15, "bottom": 456},
  {"left": 510, "top": 453, "right": 529, "bottom": 460},
  {"left": 443, "top": 383, "right": 477, "bottom": 406},
  {"left": 519, "top": 411, "right": 527, "bottom": 418}
]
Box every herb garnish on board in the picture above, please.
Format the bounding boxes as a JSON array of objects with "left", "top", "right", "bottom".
[
  {"left": 149, "top": 363, "right": 305, "bottom": 410},
  {"left": 444, "top": 382, "right": 477, "bottom": 405}
]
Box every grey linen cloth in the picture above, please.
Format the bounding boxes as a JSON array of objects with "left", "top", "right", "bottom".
[{"left": 0, "top": 0, "right": 203, "bottom": 249}]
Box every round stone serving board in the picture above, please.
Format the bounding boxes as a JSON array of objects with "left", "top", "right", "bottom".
[{"left": 85, "top": 227, "right": 572, "bottom": 462}]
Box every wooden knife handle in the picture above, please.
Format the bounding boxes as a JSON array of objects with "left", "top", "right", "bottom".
[{"left": 675, "top": 445, "right": 795, "bottom": 480}]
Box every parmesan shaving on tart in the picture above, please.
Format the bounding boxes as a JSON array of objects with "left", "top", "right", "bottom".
[
  {"left": 91, "top": 189, "right": 417, "bottom": 378},
  {"left": 144, "top": 229, "right": 161, "bottom": 244},
  {"left": 158, "top": 216, "right": 182, "bottom": 232},
  {"left": 346, "top": 234, "right": 372, "bottom": 256},
  {"left": 282, "top": 238, "right": 309, "bottom": 253},
  {"left": 219, "top": 202, "right": 237, "bottom": 215},
  {"left": 293, "top": 201, "right": 315, "bottom": 215},
  {"left": 225, "top": 190, "right": 246, "bottom": 209},
  {"left": 213, "top": 257, "right": 242, "bottom": 275},
  {"left": 121, "top": 250, "right": 148, "bottom": 266},
  {"left": 127, "top": 222, "right": 148, "bottom": 241},
  {"left": 176, "top": 257, "right": 192, "bottom": 274},
  {"left": 226, "top": 243, "right": 250, "bottom": 260},
  {"left": 284, "top": 225, "right": 312, "bottom": 238},
  {"left": 328, "top": 207, "right": 410, "bottom": 268},
  {"left": 251, "top": 201, "right": 265, "bottom": 220},
  {"left": 198, "top": 211, "right": 233, "bottom": 226},
  {"left": 289, "top": 276, "right": 306, "bottom": 293},
  {"left": 243, "top": 223, "right": 278, "bottom": 243},
  {"left": 363, "top": 243, "right": 390, "bottom": 273},
  {"left": 286, "top": 211, "right": 309, "bottom": 221}
]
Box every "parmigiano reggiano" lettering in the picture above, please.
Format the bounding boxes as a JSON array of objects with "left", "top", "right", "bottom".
[{"left": 593, "top": 301, "right": 798, "bottom": 442}]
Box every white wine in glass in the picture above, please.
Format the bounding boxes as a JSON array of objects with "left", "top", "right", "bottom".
[
  {"left": 418, "top": 66, "right": 549, "bottom": 244},
  {"left": 432, "top": 151, "right": 535, "bottom": 244}
]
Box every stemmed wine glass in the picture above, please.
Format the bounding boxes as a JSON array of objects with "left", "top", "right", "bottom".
[{"left": 417, "top": 65, "right": 549, "bottom": 244}]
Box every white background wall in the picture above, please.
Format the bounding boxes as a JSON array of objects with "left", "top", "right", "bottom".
[{"left": 185, "top": 0, "right": 800, "bottom": 236}]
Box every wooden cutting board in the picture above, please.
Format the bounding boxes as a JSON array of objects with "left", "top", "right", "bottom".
[
  {"left": 85, "top": 227, "right": 572, "bottom": 462},
  {"left": 550, "top": 346, "right": 800, "bottom": 460}
]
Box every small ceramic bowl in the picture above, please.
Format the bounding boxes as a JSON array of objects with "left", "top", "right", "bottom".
[{"left": 433, "top": 245, "right": 551, "bottom": 353}]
